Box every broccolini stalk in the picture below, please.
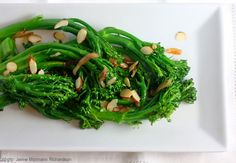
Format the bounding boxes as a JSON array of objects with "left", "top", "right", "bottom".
[
  {"left": 69, "top": 18, "right": 122, "bottom": 61},
  {"left": 100, "top": 32, "right": 190, "bottom": 87},
  {"left": 100, "top": 33, "right": 162, "bottom": 80},
  {"left": 99, "top": 27, "right": 190, "bottom": 80},
  {"left": 89, "top": 82, "right": 183, "bottom": 125},
  {"left": 0, "top": 16, "right": 59, "bottom": 40},
  {"left": 0, "top": 74, "right": 77, "bottom": 109},
  {"left": 0, "top": 16, "right": 101, "bottom": 56},
  {"left": 30, "top": 102, "right": 74, "bottom": 121},
  {"left": 99, "top": 27, "right": 143, "bottom": 47},
  {"left": 0, "top": 43, "right": 97, "bottom": 74}
]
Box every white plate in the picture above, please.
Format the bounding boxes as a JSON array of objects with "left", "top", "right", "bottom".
[{"left": 0, "top": 3, "right": 230, "bottom": 152}]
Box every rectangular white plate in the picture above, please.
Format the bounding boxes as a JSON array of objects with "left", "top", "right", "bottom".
[{"left": 0, "top": 3, "right": 230, "bottom": 152}]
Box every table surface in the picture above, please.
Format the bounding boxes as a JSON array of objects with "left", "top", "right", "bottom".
[{"left": 0, "top": 1, "right": 236, "bottom": 163}]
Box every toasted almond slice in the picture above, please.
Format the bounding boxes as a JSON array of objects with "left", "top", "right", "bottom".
[
  {"left": 107, "top": 99, "right": 118, "bottom": 112},
  {"left": 166, "top": 48, "right": 182, "bottom": 55},
  {"left": 117, "top": 105, "right": 129, "bottom": 112},
  {"left": 124, "top": 77, "right": 131, "bottom": 87},
  {"left": 131, "top": 90, "right": 140, "bottom": 104},
  {"left": 140, "top": 46, "right": 154, "bottom": 55},
  {"left": 109, "top": 58, "right": 118, "bottom": 67},
  {"left": 124, "top": 56, "right": 133, "bottom": 65},
  {"left": 29, "top": 57, "right": 37, "bottom": 74},
  {"left": 28, "top": 34, "right": 42, "bottom": 44},
  {"left": 107, "top": 77, "right": 116, "bottom": 86},
  {"left": 131, "top": 68, "right": 137, "bottom": 78},
  {"left": 126, "top": 61, "right": 134, "bottom": 65},
  {"left": 54, "top": 31, "right": 66, "bottom": 41},
  {"left": 6, "top": 62, "right": 17, "bottom": 73},
  {"left": 50, "top": 52, "right": 62, "bottom": 58},
  {"left": 157, "top": 79, "right": 172, "bottom": 92},
  {"left": 99, "top": 66, "right": 108, "bottom": 82},
  {"left": 3, "top": 70, "right": 10, "bottom": 76},
  {"left": 77, "top": 28, "right": 87, "bottom": 44},
  {"left": 120, "top": 62, "right": 129, "bottom": 69},
  {"left": 151, "top": 44, "right": 157, "bottom": 50},
  {"left": 175, "top": 32, "right": 187, "bottom": 41},
  {"left": 113, "top": 107, "right": 120, "bottom": 112},
  {"left": 38, "top": 69, "right": 45, "bottom": 75},
  {"left": 120, "top": 89, "right": 133, "bottom": 98},
  {"left": 73, "top": 53, "right": 99, "bottom": 75},
  {"left": 54, "top": 20, "right": 69, "bottom": 29},
  {"left": 75, "top": 76, "right": 83, "bottom": 92},
  {"left": 101, "top": 101, "right": 109, "bottom": 108},
  {"left": 129, "top": 61, "right": 138, "bottom": 72},
  {"left": 13, "top": 31, "right": 33, "bottom": 39},
  {"left": 119, "top": 107, "right": 129, "bottom": 113}
]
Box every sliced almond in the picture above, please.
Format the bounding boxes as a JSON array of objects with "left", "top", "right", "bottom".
[
  {"left": 13, "top": 31, "right": 33, "bottom": 39},
  {"left": 3, "top": 70, "right": 10, "bottom": 76},
  {"left": 166, "top": 48, "right": 182, "bottom": 55},
  {"left": 114, "top": 105, "right": 129, "bottom": 112},
  {"left": 140, "top": 46, "right": 154, "bottom": 55},
  {"left": 120, "top": 89, "right": 133, "bottom": 98},
  {"left": 6, "top": 62, "right": 17, "bottom": 73},
  {"left": 157, "top": 79, "right": 172, "bottom": 92},
  {"left": 75, "top": 76, "right": 83, "bottom": 92},
  {"left": 107, "top": 99, "right": 118, "bottom": 112},
  {"left": 151, "top": 44, "right": 157, "bottom": 50},
  {"left": 175, "top": 32, "right": 187, "bottom": 41},
  {"left": 29, "top": 57, "right": 37, "bottom": 74},
  {"left": 129, "top": 61, "right": 138, "bottom": 72},
  {"left": 124, "top": 77, "right": 131, "bottom": 87},
  {"left": 50, "top": 52, "right": 62, "bottom": 58},
  {"left": 99, "top": 66, "right": 108, "bottom": 82},
  {"left": 54, "top": 20, "right": 69, "bottom": 29},
  {"left": 107, "top": 77, "right": 116, "bottom": 86},
  {"left": 109, "top": 58, "right": 118, "bottom": 67},
  {"left": 77, "top": 28, "right": 87, "bottom": 44},
  {"left": 131, "top": 68, "right": 137, "bottom": 78},
  {"left": 119, "top": 107, "right": 129, "bottom": 113},
  {"left": 54, "top": 31, "right": 66, "bottom": 41},
  {"left": 101, "top": 101, "right": 109, "bottom": 108},
  {"left": 125, "top": 61, "right": 134, "bottom": 65},
  {"left": 38, "top": 69, "right": 44, "bottom": 75},
  {"left": 131, "top": 90, "right": 140, "bottom": 104},
  {"left": 113, "top": 107, "right": 120, "bottom": 112},
  {"left": 124, "top": 56, "right": 133, "bottom": 65},
  {"left": 73, "top": 53, "right": 99, "bottom": 75},
  {"left": 120, "top": 62, "right": 129, "bottom": 69},
  {"left": 28, "top": 34, "right": 42, "bottom": 44}
]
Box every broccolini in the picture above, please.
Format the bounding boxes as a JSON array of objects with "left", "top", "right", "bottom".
[{"left": 0, "top": 16, "right": 197, "bottom": 129}]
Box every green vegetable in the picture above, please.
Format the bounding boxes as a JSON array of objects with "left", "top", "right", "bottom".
[
  {"left": 0, "top": 37, "right": 17, "bottom": 62},
  {"left": 0, "top": 16, "right": 197, "bottom": 129},
  {"left": 0, "top": 94, "right": 15, "bottom": 111}
]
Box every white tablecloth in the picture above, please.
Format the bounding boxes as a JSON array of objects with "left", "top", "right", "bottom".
[{"left": 0, "top": 0, "right": 236, "bottom": 163}]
